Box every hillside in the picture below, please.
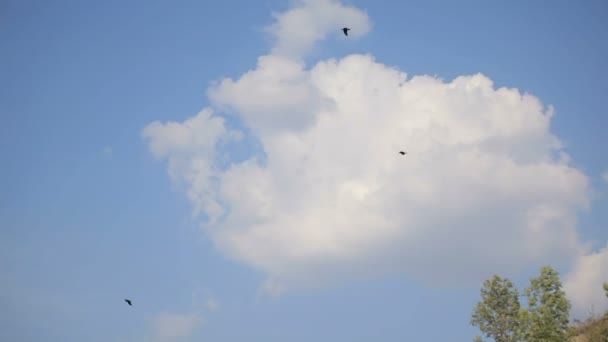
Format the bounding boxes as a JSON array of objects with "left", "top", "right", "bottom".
[{"left": 570, "top": 316, "right": 608, "bottom": 342}]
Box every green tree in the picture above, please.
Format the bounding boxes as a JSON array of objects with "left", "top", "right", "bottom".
[
  {"left": 604, "top": 282, "right": 608, "bottom": 318},
  {"left": 471, "top": 275, "right": 522, "bottom": 342},
  {"left": 522, "top": 266, "right": 571, "bottom": 342}
]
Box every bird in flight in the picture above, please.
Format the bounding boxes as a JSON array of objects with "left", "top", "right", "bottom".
[
  {"left": 399, "top": 151, "right": 407, "bottom": 155},
  {"left": 342, "top": 27, "right": 350, "bottom": 36},
  {"left": 124, "top": 299, "right": 133, "bottom": 306}
]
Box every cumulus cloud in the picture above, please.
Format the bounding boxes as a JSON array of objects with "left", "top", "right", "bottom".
[
  {"left": 564, "top": 247, "right": 608, "bottom": 316},
  {"left": 143, "top": 0, "right": 591, "bottom": 293},
  {"left": 152, "top": 312, "right": 204, "bottom": 342},
  {"left": 265, "top": 0, "right": 371, "bottom": 58},
  {"left": 142, "top": 108, "right": 242, "bottom": 220},
  {"left": 209, "top": 55, "right": 333, "bottom": 135}
]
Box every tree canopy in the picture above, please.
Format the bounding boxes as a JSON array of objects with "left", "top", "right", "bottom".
[
  {"left": 471, "top": 275, "right": 522, "bottom": 342},
  {"left": 522, "top": 266, "right": 571, "bottom": 342},
  {"left": 471, "top": 266, "right": 573, "bottom": 342}
]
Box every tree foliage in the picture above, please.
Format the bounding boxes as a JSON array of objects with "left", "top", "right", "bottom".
[
  {"left": 521, "top": 266, "right": 571, "bottom": 342},
  {"left": 471, "top": 266, "right": 578, "bottom": 341},
  {"left": 604, "top": 282, "right": 608, "bottom": 318},
  {"left": 471, "top": 275, "right": 522, "bottom": 342}
]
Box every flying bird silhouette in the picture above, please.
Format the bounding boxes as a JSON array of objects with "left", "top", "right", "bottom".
[
  {"left": 342, "top": 27, "right": 350, "bottom": 36},
  {"left": 399, "top": 151, "right": 407, "bottom": 155},
  {"left": 124, "top": 299, "right": 132, "bottom": 306}
]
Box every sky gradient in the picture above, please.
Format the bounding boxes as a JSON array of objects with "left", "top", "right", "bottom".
[{"left": 2, "top": 0, "right": 607, "bottom": 341}]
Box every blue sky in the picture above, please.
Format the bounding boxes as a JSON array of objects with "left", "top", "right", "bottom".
[{"left": 1, "top": 0, "right": 607, "bottom": 341}]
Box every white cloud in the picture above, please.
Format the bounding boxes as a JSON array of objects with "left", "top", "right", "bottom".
[
  {"left": 152, "top": 312, "right": 204, "bottom": 342},
  {"left": 209, "top": 55, "right": 333, "bottom": 135},
  {"left": 142, "top": 108, "right": 242, "bottom": 220},
  {"left": 564, "top": 248, "right": 608, "bottom": 317},
  {"left": 142, "top": 108, "right": 242, "bottom": 161},
  {"left": 265, "top": 0, "right": 371, "bottom": 58},
  {"left": 602, "top": 170, "right": 608, "bottom": 184},
  {"left": 144, "top": 0, "right": 591, "bottom": 293}
]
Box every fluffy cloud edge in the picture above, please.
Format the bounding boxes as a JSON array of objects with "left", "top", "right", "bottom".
[
  {"left": 564, "top": 247, "right": 608, "bottom": 317},
  {"left": 144, "top": 54, "right": 591, "bottom": 290},
  {"left": 143, "top": 0, "right": 594, "bottom": 298},
  {"left": 264, "top": 0, "right": 372, "bottom": 58}
]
